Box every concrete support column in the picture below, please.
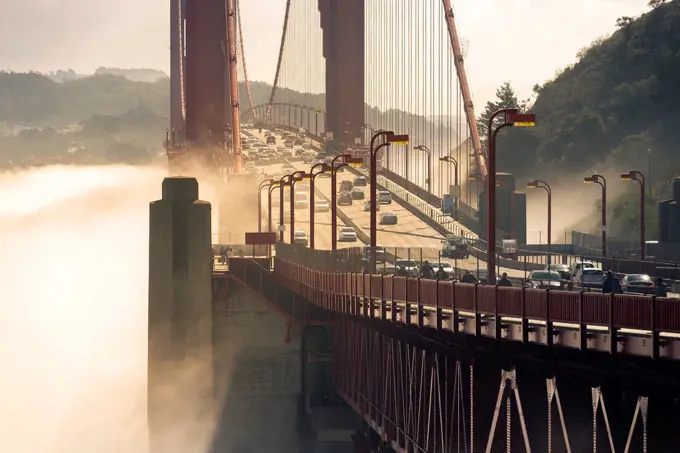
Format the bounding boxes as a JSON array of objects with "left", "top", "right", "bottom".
[{"left": 148, "top": 176, "right": 214, "bottom": 453}]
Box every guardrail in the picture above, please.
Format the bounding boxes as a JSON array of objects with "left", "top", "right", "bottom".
[{"left": 274, "top": 257, "right": 680, "bottom": 360}]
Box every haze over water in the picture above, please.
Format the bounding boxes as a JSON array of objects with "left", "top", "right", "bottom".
[{"left": 0, "top": 165, "right": 168, "bottom": 453}]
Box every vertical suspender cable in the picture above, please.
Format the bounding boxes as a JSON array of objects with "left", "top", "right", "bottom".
[
  {"left": 236, "top": 0, "right": 253, "bottom": 110},
  {"left": 267, "top": 0, "right": 292, "bottom": 121}
]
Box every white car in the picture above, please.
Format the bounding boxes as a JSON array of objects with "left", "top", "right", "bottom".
[
  {"left": 293, "top": 230, "right": 308, "bottom": 247},
  {"left": 378, "top": 191, "right": 392, "bottom": 204},
  {"left": 295, "top": 192, "right": 309, "bottom": 209},
  {"left": 315, "top": 199, "right": 330, "bottom": 212},
  {"left": 338, "top": 226, "right": 358, "bottom": 242}
]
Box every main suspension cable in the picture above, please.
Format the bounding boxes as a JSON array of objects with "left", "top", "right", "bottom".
[{"left": 266, "top": 0, "right": 292, "bottom": 120}]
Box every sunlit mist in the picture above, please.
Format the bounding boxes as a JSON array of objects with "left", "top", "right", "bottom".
[{"left": 0, "top": 165, "right": 169, "bottom": 453}]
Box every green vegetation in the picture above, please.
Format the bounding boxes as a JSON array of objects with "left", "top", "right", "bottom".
[{"left": 485, "top": 0, "right": 680, "bottom": 239}]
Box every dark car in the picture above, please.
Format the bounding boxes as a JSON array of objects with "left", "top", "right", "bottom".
[
  {"left": 339, "top": 180, "right": 353, "bottom": 192},
  {"left": 379, "top": 211, "right": 398, "bottom": 225},
  {"left": 525, "top": 270, "right": 564, "bottom": 289},
  {"left": 338, "top": 191, "right": 353, "bottom": 206},
  {"left": 266, "top": 136, "right": 276, "bottom": 145},
  {"left": 621, "top": 274, "right": 655, "bottom": 294},
  {"left": 353, "top": 176, "right": 368, "bottom": 187},
  {"left": 351, "top": 188, "right": 365, "bottom": 200},
  {"left": 294, "top": 139, "right": 303, "bottom": 146}
]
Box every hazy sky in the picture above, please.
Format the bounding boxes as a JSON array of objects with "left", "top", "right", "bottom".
[{"left": 1, "top": 0, "right": 648, "bottom": 106}]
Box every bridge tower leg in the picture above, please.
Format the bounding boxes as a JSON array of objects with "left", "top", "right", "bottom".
[
  {"left": 147, "top": 177, "right": 214, "bottom": 453},
  {"left": 319, "top": 0, "right": 365, "bottom": 147}
]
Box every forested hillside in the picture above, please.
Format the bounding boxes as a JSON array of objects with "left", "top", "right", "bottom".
[{"left": 499, "top": 0, "right": 680, "bottom": 183}]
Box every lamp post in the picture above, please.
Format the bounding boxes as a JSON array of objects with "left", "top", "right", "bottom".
[
  {"left": 257, "top": 179, "right": 274, "bottom": 232},
  {"left": 621, "top": 171, "right": 646, "bottom": 260},
  {"left": 439, "top": 155, "right": 458, "bottom": 213},
  {"left": 414, "top": 145, "right": 432, "bottom": 195},
  {"left": 289, "top": 171, "right": 306, "bottom": 244},
  {"left": 267, "top": 182, "right": 281, "bottom": 233},
  {"left": 309, "top": 163, "right": 330, "bottom": 249},
  {"left": 278, "top": 175, "right": 291, "bottom": 242},
  {"left": 584, "top": 174, "right": 607, "bottom": 257},
  {"left": 486, "top": 109, "right": 536, "bottom": 284},
  {"left": 526, "top": 180, "right": 552, "bottom": 267}
]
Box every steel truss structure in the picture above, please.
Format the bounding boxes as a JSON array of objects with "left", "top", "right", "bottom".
[{"left": 333, "top": 316, "right": 652, "bottom": 453}]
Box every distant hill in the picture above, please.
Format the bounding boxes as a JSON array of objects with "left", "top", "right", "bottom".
[{"left": 500, "top": 0, "right": 680, "bottom": 183}]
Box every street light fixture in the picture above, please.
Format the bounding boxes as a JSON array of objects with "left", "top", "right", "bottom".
[
  {"left": 526, "top": 180, "right": 552, "bottom": 267},
  {"left": 584, "top": 174, "right": 607, "bottom": 257},
  {"left": 486, "top": 108, "right": 536, "bottom": 284},
  {"left": 289, "top": 170, "right": 306, "bottom": 243},
  {"left": 267, "top": 182, "right": 281, "bottom": 233},
  {"left": 370, "top": 131, "right": 408, "bottom": 252},
  {"left": 278, "top": 175, "right": 292, "bottom": 242},
  {"left": 309, "top": 163, "right": 331, "bottom": 249},
  {"left": 621, "top": 171, "right": 646, "bottom": 260},
  {"left": 439, "top": 155, "right": 459, "bottom": 213},
  {"left": 257, "top": 179, "right": 274, "bottom": 232},
  {"left": 414, "top": 145, "right": 432, "bottom": 196}
]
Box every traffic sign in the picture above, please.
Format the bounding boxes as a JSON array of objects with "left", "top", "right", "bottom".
[
  {"left": 354, "top": 137, "right": 361, "bottom": 145},
  {"left": 450, "top": 185, "right": 461, "bottom": 198},
  {"left": 325, "top": 132, "right": 334, "bottom": 141}
]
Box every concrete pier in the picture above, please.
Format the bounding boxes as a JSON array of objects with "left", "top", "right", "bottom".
[{"left": 147, "top": 176, "right": 214, "bottom": 453}]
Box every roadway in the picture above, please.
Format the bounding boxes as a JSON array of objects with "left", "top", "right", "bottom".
[{"left": 247, "top": 130, "right": 526, "bottom": 278}]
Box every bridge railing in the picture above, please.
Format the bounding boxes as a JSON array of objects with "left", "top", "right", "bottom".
[{"left": 273, "top": 258, "right": 680, "bottom": 359}]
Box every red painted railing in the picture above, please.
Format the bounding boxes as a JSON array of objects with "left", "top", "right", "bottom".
[{"left": 274, "top": 258, "right": 680, "bottom": 335}]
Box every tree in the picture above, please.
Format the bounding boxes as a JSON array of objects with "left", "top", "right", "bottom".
[
  {"left": 616, "top": 16, "right": 635, "bottom": 28},
  {"left": 648, "top": 0, "right": 666, "bottom": 9},
  {"left": 476, "top": 82, "right": 522, "bottom": 138}
]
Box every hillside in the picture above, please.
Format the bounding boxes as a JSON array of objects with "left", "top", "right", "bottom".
[{"left": 499, "top": 0, "right": 680, "bottom": 184}]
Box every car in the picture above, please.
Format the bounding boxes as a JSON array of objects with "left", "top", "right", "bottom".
[
  {"left": 302, "top": 143, "right": 311, "bottom": 150},
  {"left": 621, "top": 274, "right": 655, "bottom": 294},
  {"left": 545, "top": 263, "right": 571, "bottom": 280},
  {"left": 351, "top": 188, "right": 365, "bottom": 200},
  {"left": 364, "top": 200, "right": 380, "bottom": 211},
  {"left": 264, "top": 131, "right": 271, "bottom": 137},
  {"left": 314, "top": 199, "right": 330, "bottom": 212},
  {"left": 378, "top": 191, "right": 392, "bottom": 204},
  {"left": 574, "top": 267, "right": 605, "bottom": 289},
  {"left": 379, "top": 212, "right": 398, "bottom": 225},
  {"left": 338, "top": 191, "right": 353, "bottom": 206},
  {"left": 266, "top": 136, "right": 276, "bottom": 145},
  {"left": 338, "top": 226, "right": 357, "bottom": 242},
  {"left": 569, "top": 261, "right": 597, "bottom": 278},
  {"left": 432, "top": 262, "right": 455, "bottom": 280},
  {"left": 353, "top": 176, "right": 368, "bottom": 187},
  {"left": 293, "top": 230, "right": 309, "bottom": 247},
  {"left": 282, "top": 150, "right": 293, "bottom": 158},
  {"left": 363, "top": 246, "right": 386, "bottom": 263},
  {"left": 294, "top": 139, "right": 303, "bottom": 146},
  {"left": 394, "top": 259, "right": 419, "bottom": 277},
  {"left": 284, "top": 140, "right": 294, "bottom": 148},
  {"left": 295, "top": 192, "right": 309, "bottom": 209},
  {"left": 339, "top": 180, "right": 353, "bottom": 192},
  {"left": 525, "top": 270, "right": 564, "bottom": 289}
]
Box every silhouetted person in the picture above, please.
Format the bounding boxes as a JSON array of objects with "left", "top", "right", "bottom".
[
  {"left": 655, "top": 277, "right": 668, "bottom": 297},
  {"left": 602, "top": 270, "right": 614, "bottom": 293},
  {"left": 461, "top": 270, "right": 477, "bottom": 284},
  {"left": 420, "top": 261, "right": 434, "bottom": 279},
  {"left": 498, "top": 272, "right": 512, "bottom": 287},
  {"left": 435, "top": 266, "right": 447, "bottom": 280},
  {"left": 612, "top": 275, "right": 623, "bottom": 294},
  {"left": 396, "top": 265, "right": 408, "bottom": 277}
]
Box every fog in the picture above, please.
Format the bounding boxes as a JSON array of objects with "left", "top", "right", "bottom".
[
  {"left": 0, "top": 165, "right": 167, "bottom": 453},
  {"left": 525, "top": 166, "right": 632, "bottom": 244}
]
